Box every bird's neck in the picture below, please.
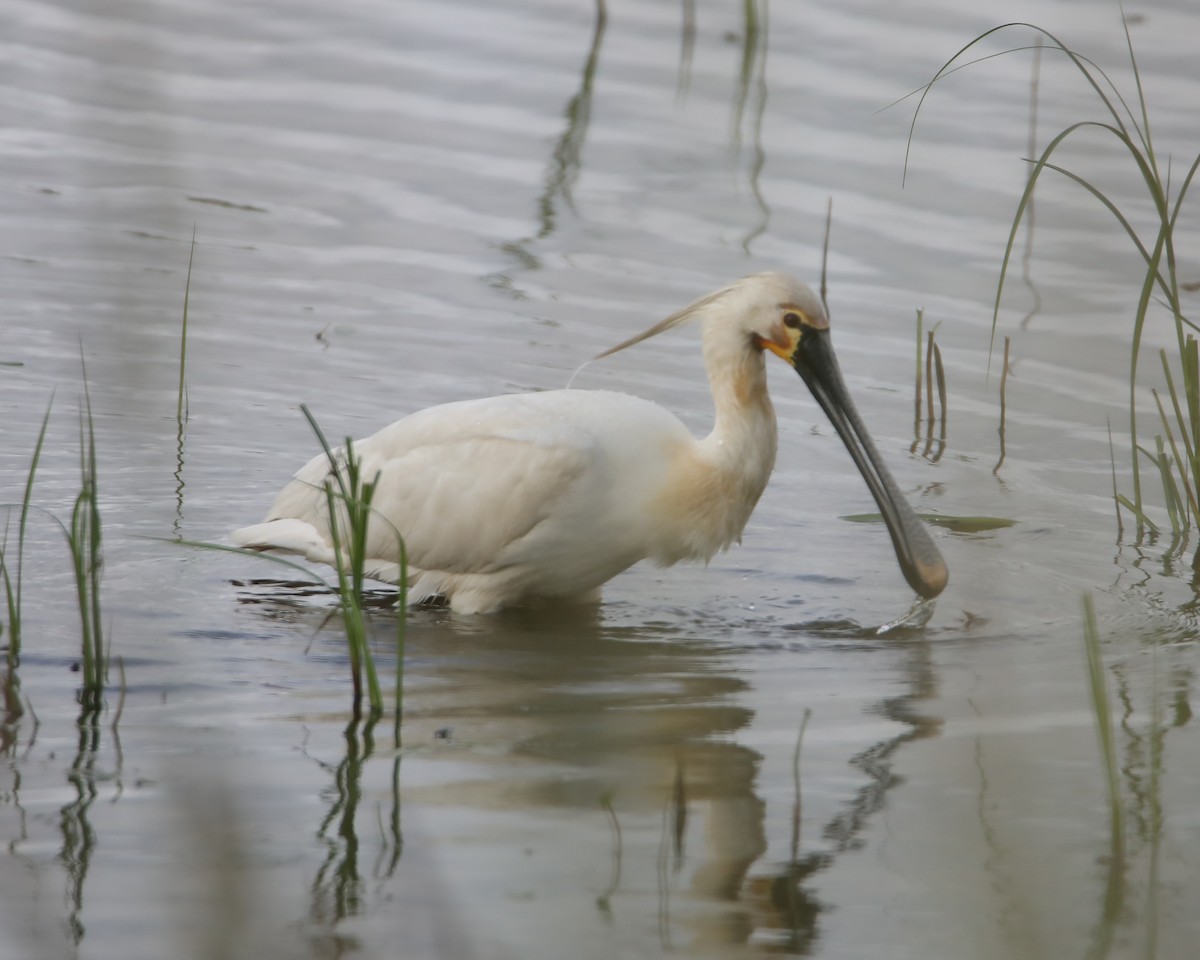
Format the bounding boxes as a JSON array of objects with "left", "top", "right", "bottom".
[
  {"left": 699, "top": 340, "right": 778, "bottom": 488},
  {"left": 647, "top": 336, "right": 778, "bottom": 567}
]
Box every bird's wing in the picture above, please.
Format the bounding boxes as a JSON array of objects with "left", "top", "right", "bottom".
[
  {"left": 264, "top": 394, "right": 599, "bottom": 577},
  {"left": 362, "top": 435, "right": 589, "bottom": 574}
]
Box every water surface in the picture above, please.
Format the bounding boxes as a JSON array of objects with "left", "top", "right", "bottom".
[{"left": 2, "top": 0, "right": 1198, "bottom": 957}]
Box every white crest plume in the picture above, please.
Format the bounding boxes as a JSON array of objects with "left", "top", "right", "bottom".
[
  {"left": 565, "top": 282, "right": 735, "bottom": 388},
  {"left": 592, "top": 284, "right": 735, "bottom": 361}
]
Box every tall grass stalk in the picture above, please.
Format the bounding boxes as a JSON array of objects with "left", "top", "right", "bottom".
[
  {"left": 1, "top": 394, "right": 54, "bottom": 704},
  {"left": 177, "top": 228, "right": 195, "bottom": 427},
  {"left": 913, "top": 21, "right": 1200, "bottom": 545},
  {"left": 301, "top": 406, "right": 381, "bottom": 718},
  {"left": 913, "top": 308, "right": 924, "bottom": 431},
  {"left": 173, "top": 231, "right": 196, "bottom": 536},
  {"left": 911, "top": 317, "right": 947, "bottom": 460},
  {"left": 1106, "top": 419, "right": 1125, "bottom": 538},
  {"left": 391, "top": 529, "right": 407, "bottom": 748},
  {"left": 925, "top": 329, "right": 946, "bottom": 429},
  {"left": 993, "top": 336, "right": 1011, "bottom": 475},
  {"left": 819, "top": 197, "right": 832, "bottom": 314},
  {"left": 66, "top": 364, "right": 105, "bottom": 711},
  {"left": 299, "top": 405, "right": 408, "bottom": 723}
]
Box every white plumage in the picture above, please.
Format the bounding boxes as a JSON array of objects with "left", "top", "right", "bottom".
[{"left": 233, "top": 273, "right": 947, "bottom": 613}]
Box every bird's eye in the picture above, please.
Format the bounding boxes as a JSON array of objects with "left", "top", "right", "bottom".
[{"left": 783, "top": 312, "right": 802, "bottom": 328}]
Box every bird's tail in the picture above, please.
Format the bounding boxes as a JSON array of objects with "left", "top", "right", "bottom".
[
  {"left": 231, "top": 518, "right": 406, "bottom": 585},
  {"left": 231, "top": 518, "right": 332, "bottom": 563}
]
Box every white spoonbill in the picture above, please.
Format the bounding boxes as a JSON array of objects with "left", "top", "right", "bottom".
[{"left": 232, "top": 273, "right": 947, "bottom": 613}]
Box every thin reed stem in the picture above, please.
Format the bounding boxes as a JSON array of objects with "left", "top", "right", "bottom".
[
  {"left": 1, "top": 393, "right": 54, "bottom": 683},
  {"left": 994, "top": 336, "right": 1011, "bottom": 475},
  {"left": 177, "top": 227, "right": 196, "bottom": 426}
]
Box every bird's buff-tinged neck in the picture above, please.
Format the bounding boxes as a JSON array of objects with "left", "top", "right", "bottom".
[
  {"left": 697, "top": 313, "right": 778, "bottom": 494},
  {"left": 646, "top": 319, "right": 777, "bottom": 567}
]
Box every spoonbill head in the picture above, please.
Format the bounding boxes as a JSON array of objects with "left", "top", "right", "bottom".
[{"left": 232, "top": 272, "right": 947, "bottom": 612}]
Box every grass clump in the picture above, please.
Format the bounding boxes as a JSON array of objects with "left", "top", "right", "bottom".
[
  {"left": 65, "top": 365, "right": 106, "bottom": 712},
  {"left": 301, "top": 403, "right": 407, "bottom": 729},
  {"left": 300, "top": 404, "right": 386, "bottom": 720},
  {"left": 174, "top": 420, "right": 408, "bottom": 729},
  {"left": 1, "top": 395, "right": 54, "bottom": 717},
  {"left": 912, "top": 21, "right": 1199, "bottom": 553},
  {"left": 3, "top": 367, "right": 110, "bottom": 717},
  {"left": 192, "top": 405, "right": 408, "bottom": 727}
]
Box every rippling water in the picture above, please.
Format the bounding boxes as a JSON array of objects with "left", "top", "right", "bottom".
[{"left": 2, "top": 0, "right": 1199, "bottom": 957}]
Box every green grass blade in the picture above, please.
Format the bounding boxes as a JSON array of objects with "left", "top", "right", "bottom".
[
  {"left": 1106, "top": 418, "right": 1124, "bottom": 537},
  {"left": 2, "top": 391, "right": 55, "bottom": 660},
  {"left": 913, "top": 309, "right": 924, "bottom": 431},
  {"left": 320, "top": 479, "right": 362, "bottom": 710},
  {"left": 1152, "top": 435, "right": 1181, "bottom": 537},
  {"left": 218, "top": 404, "right": 407, "bottom": 723},
  {"left": 177, "top": 227, "right": 196, "bottom": 426},
  {"left": 1163, "top": 151, "right": 1200, "bottom": 371},
  {"left": 301, "top": 408, "right": 385, "bottom": 718},
  {"left": 1166, "top": 151, "right": 1200, "bottom": 236},
  {"left": 1037, "top": 160, "right": 1190, "bottom": 327},
  {"left": 936, "top": 21, "right": 1198, "bottom": 540},
  {"left": 1157, "top": 352, "right": 1200, "bottom": 527},
  {"left": 1186, "top": 337, "right": 1200, "bottom": 473},
  {"left": 906, "top": 23, "right": 1134, "bottom": 185},
  {"left": 991, "top": 121, "right": 1129, "bottom": 363},
  {"left": 1114, "top": 494, "right": 1159, "bottom": 534},
  {"left": 391, "top": 524, "right": 407, "bottom": 748},
  {"left": 1159, "top": 349, "right": 1193, "bottom": 461},
  {"left": 1127, "top": 213, "right": 1171, "bottom": 528},
  {"left": 1119, "top": 8, "right": 1156, "bottom": 178},
  {"left": 66, "top": 352, "right": 105, "bottom": 708},
  {"left": 300, "top": 404, "right": 351, "bottom": 505},
  {"left": 890, "top": 42, "right": 1140, "bottom": 135},
  {"left": 1152, "top": 383, "right": 1199, "bottom": 524},
  {"left": 932, "top": 339, "right": 947, "bottom": 426}
]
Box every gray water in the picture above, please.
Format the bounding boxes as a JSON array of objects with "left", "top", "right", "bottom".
[{"left": 2, "top": 0, "right": 1199, "bottom": 957}]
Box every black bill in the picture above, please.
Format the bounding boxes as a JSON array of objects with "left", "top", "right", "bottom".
[{"left": 792, "top": 326, "right": 948, "bottom": 599}]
